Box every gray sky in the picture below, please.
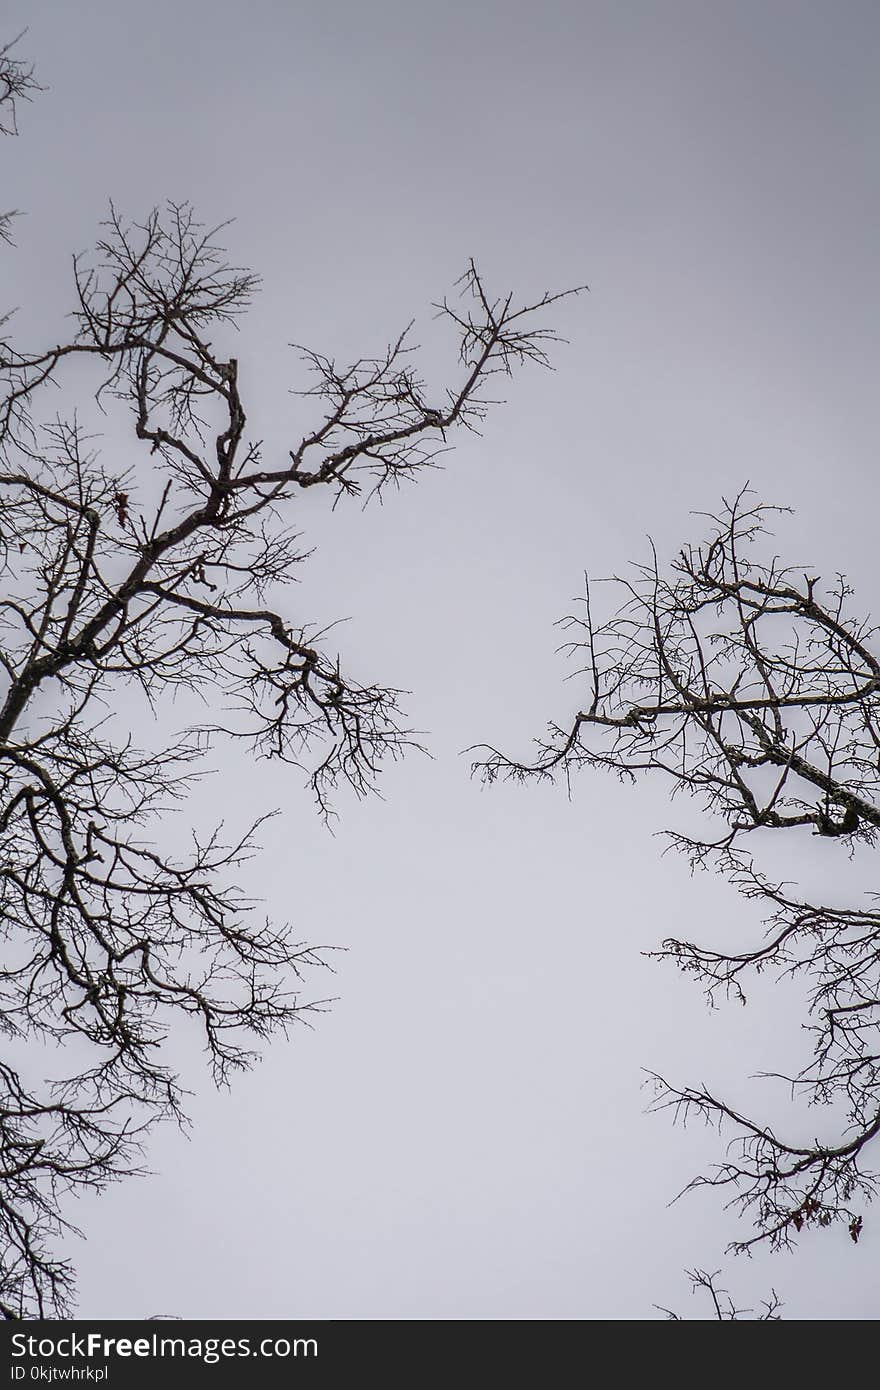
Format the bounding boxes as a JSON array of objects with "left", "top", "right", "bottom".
[{"left": 5, "top": 0, "right": 879, "bottom": 1318}]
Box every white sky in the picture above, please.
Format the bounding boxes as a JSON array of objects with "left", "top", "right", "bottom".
[{"left": 4, "top": 0, "right": 878, "bottom": 1318}]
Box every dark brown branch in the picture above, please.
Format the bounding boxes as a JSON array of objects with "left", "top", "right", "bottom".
[
  {"left": 0, "top": 178, "right": 579, "bottom": 1315},
  {"left": 478, "top": 489, "right": 880, "bottom": 1256}
]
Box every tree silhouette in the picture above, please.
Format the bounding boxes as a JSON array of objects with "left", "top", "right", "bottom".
[
  {"left": 0, "top": 38, "right": 582, "bottom": 1317},
  {"left": 658, "top": 1267, "right": 782, "bottom": 1321},
  {"left": 479, "top": 490, "right": 880, "bottom": 1259}
]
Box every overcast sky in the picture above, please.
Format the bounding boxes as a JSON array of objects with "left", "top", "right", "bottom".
[{"left": 5, "top": 0, "right": 879, "bottom": 1318}]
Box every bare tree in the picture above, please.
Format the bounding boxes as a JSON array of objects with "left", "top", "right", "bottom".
[
  {"left": 478, "top": 490, "right": 880, "bottom": 1261},
  {"left": 658, "top": 1268, "right": 782, "bottom": 1321},
  {"left": 0, "top": 44, "right": 583, "bottom": 1318},
  {"left": 0, "top": 33, "right": 39, "bottom": 251}
]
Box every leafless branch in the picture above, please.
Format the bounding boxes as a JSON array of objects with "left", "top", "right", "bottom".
[
  {"left": 0, "top": 45, "right": 582, "bottom": 1313},
  {"left": 658, "top": 1267, "right": 783, "bottom": 1319},
  {"left": 477, "top": 489, "right": 880, "bottom": 1257}
]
